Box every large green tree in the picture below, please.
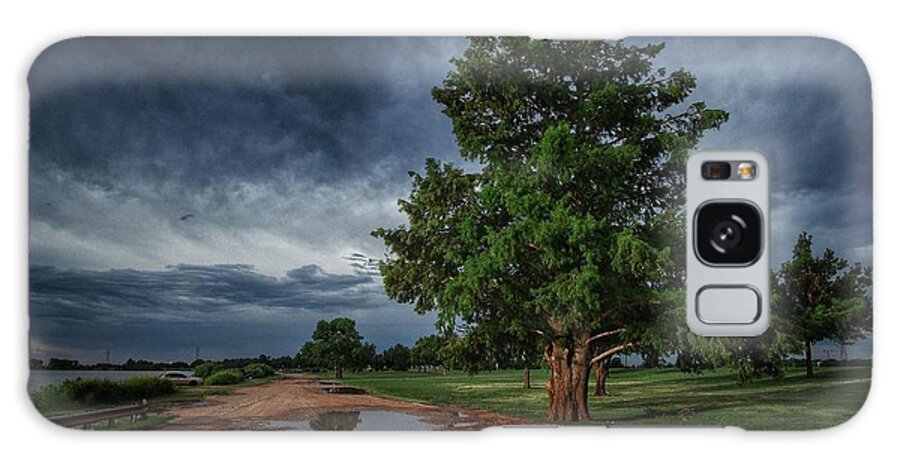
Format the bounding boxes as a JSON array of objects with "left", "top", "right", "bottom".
[
  {"left": 375, "top": 37, "right": 727, "bottom": 421},
  {"left": 299, "top": 318, "right": 367, "bottom": 379},
  {"left": 775, "top": 232, "right": 872, "bottom": 377}
]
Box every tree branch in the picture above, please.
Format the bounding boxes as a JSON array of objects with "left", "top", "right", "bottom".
[
  {"left": 588, "top": 328, "right": 625, "bottom": 344},
  {"left": 590, "top": 342, "right": 638, "bottom": 366}
]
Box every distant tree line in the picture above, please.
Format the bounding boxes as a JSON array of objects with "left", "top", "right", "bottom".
[
  {"left": 31, "top": 354, "right": 302, "bottom": 372},
  {"left": 296, "top": 317, "right": 553, "bottom": 379}
]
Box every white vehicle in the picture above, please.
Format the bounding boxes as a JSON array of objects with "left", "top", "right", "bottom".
[{"left": 159, "top": 371, "right": 203, "bottom": 386}]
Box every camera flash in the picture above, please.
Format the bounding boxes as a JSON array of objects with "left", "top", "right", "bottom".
[{"left": 737, "top": 162, "right": 756, "bottom": 180}]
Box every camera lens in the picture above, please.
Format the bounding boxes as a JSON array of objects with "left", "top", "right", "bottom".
[
  {"left": 695, "top": 202, "right": 762, "bottom": 265},
  {"left": 701, "top": 161, "right": 732, "bottom": 180},
  {"left": 711, "top": 219, "right": 743, "bottom": 251}
]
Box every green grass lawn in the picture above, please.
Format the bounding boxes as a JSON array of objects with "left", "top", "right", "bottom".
[{"left": 342, "top": 366, "right": 871, "bottom": 430}]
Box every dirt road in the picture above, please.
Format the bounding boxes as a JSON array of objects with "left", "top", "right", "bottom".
[{"left": 159, "top": 374, "right": 525, "bottom": 430}]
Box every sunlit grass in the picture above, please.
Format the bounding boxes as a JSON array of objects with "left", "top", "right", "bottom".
[{"left": 343, "top": 366, "right": 870, "bottom": 430}]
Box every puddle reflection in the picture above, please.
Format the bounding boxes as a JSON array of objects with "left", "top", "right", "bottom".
[{"left": 264, "top": 410, "right": 439, "bottom": 431}]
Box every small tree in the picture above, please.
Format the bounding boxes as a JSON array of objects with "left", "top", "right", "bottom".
[
  {"left": 381, "top": 344, "right": 412, "bottom": 371},
  {"left": 775, "top": 232, "right": 872, "bottom": 377},
  {"left": 411, "top": 334, "right": 445, "bottom": 372},
  {"left": 300, "top": 318, "right": 366, "bottom": 379},
  {"left": 352, "top": 342, "right": 377, "bottom": 372}
]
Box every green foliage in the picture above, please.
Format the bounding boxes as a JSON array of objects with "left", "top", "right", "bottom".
[
  {"left": 119, "top": 376, "right": 177, "bottom": 398},
  {"left": 375, "top": 39, "right": 728, "bottom": 421},
  {"left": 61, "top": 378, "right": 122, "bottom": 404},
  {"left": 195, "top": 360, "right": 276, "bottom": 379},
  {"left": 375, "top": 38, "right": 727, "bottom": 365},
  {"left": 298, "top": 318, "right": 370, "bottom": 376},
  {"left": 30, "top": 384, "right": 78, "bottom": 413},
  {"left": 193, "top": 362, "right": 224, "bottom": 378},
  {"left": 411, "top": 334, "right": 447, "bottom": 370},
  {"left": 774, "top": 232, "right": 872, "bottom": 376},
  {"left": 30, "top": 376, "right": 175, "bottom": 411},
  {"left": 353, "top": 343, "right": 377, "bottom": 373},
  {"left": 669, "top": 291, "right": 794, "bottom": 386},
  {"left": 440, "top": 324, "right": 545, "bottom": 373},
  {"left": 672, "top": 233, "right": 872, "bottom": 385},
  {"left": 381, "top": 344, "right": 412, "bottom": 371},
  {"left": 242, "top": 363, "right": 275, "bottom": 379},
  {"left": 204, "top": 369, "right": 244, "bottom": 385},
  {"left": 297, "top": 341, "right": 320, "bottom": 371},
  {"left": 775, "top": 232, "right": 872, "bottom": 345}
]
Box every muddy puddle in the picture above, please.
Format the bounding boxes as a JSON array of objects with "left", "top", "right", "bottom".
[
  {"left": 309, "top": 379, "right": 367, "bottom": 395},
  {"left": 319, "top": 386, "right": 367, "bottom": 395},
  {"left": 162, "top": 375, "right": 522, "bottom": 430},
  {"left": 250, "top": 410, "right": 440, "bottom": 431}
]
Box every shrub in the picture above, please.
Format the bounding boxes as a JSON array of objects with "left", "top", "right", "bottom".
[
  {"left": 204, "top": 369, "right": 244, "bottom": 385},
  {"left": 243, "top": 363, "right": 275, "bottom": 379},
  {"left": 31, "top": 384, "right": 76, "bottom": 413},
  {"left": 120, "top": 376, "right": 176, "bottom": 398},
  {"left": 31, "top": 376, "right": 177, "bottom": 411},
  {"left": 193, "top": 362, "right": 225, "bottom": 378},
  {"left": 61, "top": 378, "right": 122, "bottom": 404}
]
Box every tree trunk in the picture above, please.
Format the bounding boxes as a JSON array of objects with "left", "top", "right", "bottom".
[
  {"left": 594, "top": 357, "right": 610, "bottom": 397},
  {"left": 523, "top": 365, "right": 531, "bottom": 389},
  {"left": 334, "top": 365, "right": 343, "bottom": 379},
  {"left": 805, "top": 340, "right": 813, "bottom": 378},
  {"left": 545, "top": 331, "right": 591, "bottom": 422}
]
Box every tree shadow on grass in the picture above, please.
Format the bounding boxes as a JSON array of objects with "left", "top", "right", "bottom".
[{"left": 587, "top": 368, "right": 870, "bottom": 428}]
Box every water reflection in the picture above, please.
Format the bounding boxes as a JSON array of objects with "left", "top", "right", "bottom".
[
  {"left": 319, "top": 386, "right": 367, "bottom": 395},
  {"left": 263, "top": 410, "right": 439, "bottom": 431},
  {"left": 309, "top": 411, "right": 361, "bottom": 430}
]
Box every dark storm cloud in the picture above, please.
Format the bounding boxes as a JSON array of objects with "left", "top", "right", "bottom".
[
  {"left": 29, "top": 263, "right": 436, "bottom": 361},
  {"left": 29, "top": 38, "right": 469, "bottom": 274},
  {"left": 28, "top": 38, "right": 463, "bottom": 360},
  {"left": 31, "top": 264, "right": 377, "bottom": 318},
  {"left": 28, "top": 37, "right": 872, "bottom": 361},
  {"left": 29, "top": 37, "right": 465, "bottom": 188}
]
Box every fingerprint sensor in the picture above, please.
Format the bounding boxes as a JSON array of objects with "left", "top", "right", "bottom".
[{"left": 696, "top": 286, "right": 761, "bottom": 324}]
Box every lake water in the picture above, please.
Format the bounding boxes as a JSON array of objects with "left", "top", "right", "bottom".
[{"left": 28, "top": 370, "right": 193, "bottom": 394}]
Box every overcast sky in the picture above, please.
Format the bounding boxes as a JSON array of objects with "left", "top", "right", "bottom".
[{"left": 28, "top": 37, "right": 871, "bottom": 363}]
